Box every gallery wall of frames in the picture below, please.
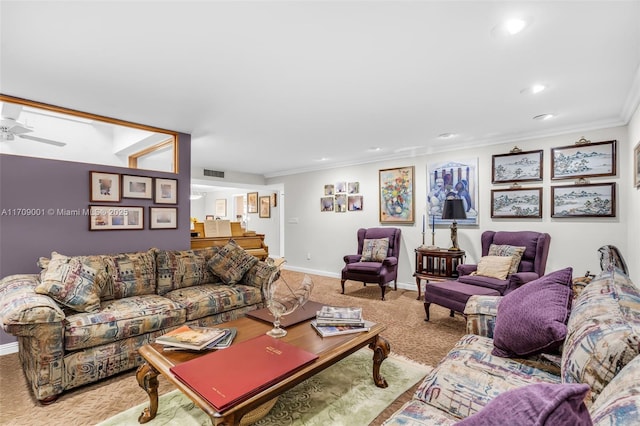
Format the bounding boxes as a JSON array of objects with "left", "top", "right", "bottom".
[{"left": 89, "top": 171, "right": 178, "bottom": 230}]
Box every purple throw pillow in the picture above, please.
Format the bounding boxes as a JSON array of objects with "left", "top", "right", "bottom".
[
  {"left": 457, "top": 383, "right": 592, "bottom": 426},
  {"left": 492, "top": 267, "right": 573, "bottom": 358}
]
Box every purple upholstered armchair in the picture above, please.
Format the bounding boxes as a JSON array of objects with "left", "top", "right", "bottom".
[
  {"left": 341, "top": 227, "right": 401, "bottom": 300},
  {"left": 457, "top": 230, "right": 551, "bottom": 295}
]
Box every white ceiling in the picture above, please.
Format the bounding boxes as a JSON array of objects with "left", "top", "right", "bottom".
[{"left": 2, "top": 1, "right": 640, "bottom": 178}]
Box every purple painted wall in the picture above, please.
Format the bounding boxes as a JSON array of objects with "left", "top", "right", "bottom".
[{"left": 0, "top": 132, "right": 191, "bottom": 344}]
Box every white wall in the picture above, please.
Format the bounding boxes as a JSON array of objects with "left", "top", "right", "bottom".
[
  {"left": 269, "top": 125, "right": 637, "bottom": 287},
  {"left": 627, "top": 103, "right": 640, "bottom": 279},
  {"left": 190, "top": 188, "right": 282, "bottom": 257}
]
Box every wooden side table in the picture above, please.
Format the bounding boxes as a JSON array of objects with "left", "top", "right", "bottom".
[{"left": 413, "top": 247, "right": 465, "bottom": 300}]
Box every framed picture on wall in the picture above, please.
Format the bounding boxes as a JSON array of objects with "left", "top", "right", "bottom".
[
  {"left": 90, "top": 171, "right": 121, "bottom": 202},
  {"left": 259, "top": 196, "right": 270, "bottom": 218},
  {"left": 379, "top": 166, "right": 414, "bottom": 224},
  {"left": 320, "top": 196, "right": 334, "bottom": 212},
  {"left": 122, "top": 175, "right": 153, "bottom": 199},
  {"left": 150, "top": 207, "right": 178, "bottom": 229},
  {"left": 551, "top": 140, "right": 616, "bottom": 180},
  {"left": 427, "top": 158, "right": 478, "bottom": 225},
  {"left": 551, "top": 183, "right": 616, "bottom": 217},
  {"left": 335, "top": 194, "right": 347, "bottom": 213},
  {"left": 89, "top": 205, "right": 143, "bottom": 230},
  {"left": 348, "top": 195, "right": 363, "bottom": 211},
  {"left": 215, "top": 199, "right": 227, "bottom": 217},
  {"left": 491, "top": 187, "right": 542, "bottom": 218},
  {"left": 247, "top": 192, "right": 258, "bottom": 213},
  {"left": 154, "top": 178, "right": 178, "bottom": 204},
  {"left": 492, "top": 150, "right": 543, "bottom": 183}
]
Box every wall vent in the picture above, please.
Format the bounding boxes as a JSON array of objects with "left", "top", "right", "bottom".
[{"left": 203, "top": 169, "right": 225, "bottom": 178}]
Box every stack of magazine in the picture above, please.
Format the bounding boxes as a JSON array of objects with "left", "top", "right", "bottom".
[
  {"left": 156, "top": 325, "right": 237, "bottom": 351},
  {"left": 311, "top": 306, "right": 374, "bottom": 337}
]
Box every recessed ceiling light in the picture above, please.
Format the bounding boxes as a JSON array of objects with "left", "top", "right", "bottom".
[
  {"left": 505, "top": 18, "right": 527, "bottom": 35},
  {"left": 367, "top": 147, "right": 382, "bottom": 152},
  {"left": 521, "top": 84, "right": 546, "bottom": 95},
  {"left": 313, "top": 157, "right": 329, "bottom": 162},
  {"left": 438, "top": 133, "right": 457, "bottom": 139},
  {"left": 533, "top": 113, "right": 554, "bottom": 121}
]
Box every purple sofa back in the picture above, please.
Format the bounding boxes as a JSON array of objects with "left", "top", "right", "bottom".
[
  {"left": 481, "top": 231, "right": 551, "bottom": 276},
  {"left": 356, "top": 227, "right": 402, "bottom": 259}
]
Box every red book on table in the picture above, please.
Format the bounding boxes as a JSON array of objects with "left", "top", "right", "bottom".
[{"left": 170, "top": 334, "right": 318, "bottom": 412}]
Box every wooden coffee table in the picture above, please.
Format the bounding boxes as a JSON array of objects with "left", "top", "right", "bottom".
[{"left": 136, "top": 315, "right": 389, "bottom": 426}]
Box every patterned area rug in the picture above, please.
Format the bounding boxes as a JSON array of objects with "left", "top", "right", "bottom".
[{"left": 97, "top": 348, "right": 431, "bottom": 426}]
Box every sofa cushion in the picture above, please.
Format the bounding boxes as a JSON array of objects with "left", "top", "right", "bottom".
[
  {"left": 457, "top": 274, "right": 509, "bottom": 293},
  {"left": 457, "top": 383, "right": 592, "bottom": 426},
  {"left": 207, "top": 240, "right": 258, "bottom": 284},
  {"left": 0, "top": 274, "right": 66, "bottom": 324},
  {"left": 413, "top": 334, "right": 561, "bottom": 419},
  {"left": 164, "top": 283, "right": 263, "bottom": 321},
  {"left": 35, "top": 252, "right": 110, "bottom": 313},
  {"left": 102, "top": 249, "right": 157, "bottom": 300},
  {"left": 492, "top": 267, "right": 573, "bottom": 358},
  {"left": 156, "top": 248, "right": 221, "bottom": 295},
  {"left": 488, "top": 244, "right": 526, "bottom": 275},
  {"left": 64, "top": 294, "right": 186, "bottom": 351},
  {"left": 589, "top": 355, "right": 640, "bottom": 425},
  {"left": 241, "top": 260, "right": 279, "bottom": 289},
  {"left": 360, "top": 238, "right": 389, "bottom": 262},
  {"left": 472, "top": 255, "right": 513, "bottom": 280},
  {"left": 562, "top": 270, "right": 640, "bottom": 403}
]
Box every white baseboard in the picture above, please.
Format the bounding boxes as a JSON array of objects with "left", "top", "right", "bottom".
[
  {"left": 0, "top": 341, "right": 18, "bottom": 356},
  {"left": 282, "top": 266, "right": 416, "bottom": 292}
]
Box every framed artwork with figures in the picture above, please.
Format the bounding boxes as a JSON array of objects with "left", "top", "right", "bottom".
[
  {"left": 379, "top": 166, "right": 414, "bottom": 224},
  {"left": 427, "top": 158, "right": 478, "bottom": 225}
]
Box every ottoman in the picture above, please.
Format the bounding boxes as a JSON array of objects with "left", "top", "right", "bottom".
[{"left": 424, "top": 280, "right": 500, "bottom": 321}]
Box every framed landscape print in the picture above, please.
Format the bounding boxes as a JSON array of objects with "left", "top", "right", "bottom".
[
  {"left": 551, "top": 140, "right": 616, "bottom": 180},
  {"left": 247, "top": 192, "right": 258, "bottom": 213},
  {"left": 150, "top": 207, "right": 178, "bottom": 229},
  {"left": 491, "top": 187, "right": 542, "bottom": 218},
  {"left": 154, "top": 178, "right": 178, "bottom": 204},
  {"left": 122, "top": 175, "right": 152, "bottom": 199},
  {"left": 427, "top": 158, "right": 478, "bottom": 225},
  {"left": 89, "top": 205, "right": 143, "bottom": 230},
  {"left": 90, "top": 171, "right": 121, "bottom": 202},
  {"left": 324, "top": 184, "right": 335, "bottom": 196},
  {"left": 335, "top": 194, "right": 347, "bottom": 213},
  {"left": 348, "top": 182, "right": 360, "bottom": 194},
  {"left": 320, "top": 196, "right": 334, "bottom": 212},
  {"left": 492, "top": 150, "right": 543, "bottom": 183},
  {"left": 551, "top": 183, "right": 616, "bottom": 218},
  {"left": 348, "top": 195, "right": 363, "bottom": 211},
  {"left": 259, "top": 196, "right": 270, "bottom": 218},
  {"left": 379, "top": 166, "right": 414, "bottom": 224}
]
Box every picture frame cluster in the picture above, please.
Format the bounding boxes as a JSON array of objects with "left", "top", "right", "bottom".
[
  {"left": 490, "top": 139, "right": 617, "bottom": 219},
  {"left": 89, "top": 171, "right": 178, "bottom": 230},
  {"left": 321, "top": 181, "right": 363, "bottom": 213}
]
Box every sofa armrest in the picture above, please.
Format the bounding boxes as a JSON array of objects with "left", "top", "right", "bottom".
[
  {"left": 464, "top": 295, "right": 502, "bottom": 338},
  {"left": 457, "top": 264, "right": 477, "bottom": 276},
  {"left": 0, "top": 274, "right": 65, "bottom": 334},
  {"left": 343, "top": 254, "right": 361, "bottom": 264}
]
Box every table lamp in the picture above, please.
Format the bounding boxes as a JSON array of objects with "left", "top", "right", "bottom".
[{"left": 441, "top": 198, "right": 466, "bottom": 251}]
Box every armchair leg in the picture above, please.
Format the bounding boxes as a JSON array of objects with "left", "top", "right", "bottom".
[
  {"left": 424, "top": 302, "right": 430, "bottom": 321},
  {"left": 341, "top": 279, "right": 346, "bottom": 294},
  {"left": 380, "top": 285, "right": 386, "bottom": 301},
  {"left": 449, "top": 309, "right": 455, "bottom": 318},
  {"left": 393, "top": 279, "right": 397, "bottom": 291}
]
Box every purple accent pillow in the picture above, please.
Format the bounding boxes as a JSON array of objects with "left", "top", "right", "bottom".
[
  {"left": 492, "top": 267, "right": 573, "bottom": 357},
  {"left": 457, "top": 383, "right": 592, "bottom": 426}
]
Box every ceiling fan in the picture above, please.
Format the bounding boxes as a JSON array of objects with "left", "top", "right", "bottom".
[{"left": 0, "top": 103, "right": 67, "bottom": 147}]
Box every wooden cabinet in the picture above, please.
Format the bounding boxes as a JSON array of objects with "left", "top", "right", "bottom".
[{"left": 413, "top": 247, "right": 465, "bottom": 300}]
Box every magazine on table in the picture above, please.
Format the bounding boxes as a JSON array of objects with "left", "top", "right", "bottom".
[
  {"left": 310, "top": 319, "right": 375, "bottom": 337},
  {"left": 316, "top": 306, "right": 363, "bottom": 320},
  {"left": 205, "top": 328, "right": 237, "bottom": 349},
  {"left": 156, "top": 325, "right": 228, "bottom": 351}
]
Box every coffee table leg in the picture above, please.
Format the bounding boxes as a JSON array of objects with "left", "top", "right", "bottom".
[
  {"left": 136, "top": 362, "right": 160, "bottom": 423},
  {"left": 369, "top": 335, "right": 390, "bottom": 388}
]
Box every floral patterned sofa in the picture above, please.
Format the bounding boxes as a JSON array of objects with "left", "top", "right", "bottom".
[
  {"left": 384, "top": 265, "right": 640, "bottom": 425},
  {"left": 0, "top": 241, "right": 277, "bottom": 403}
]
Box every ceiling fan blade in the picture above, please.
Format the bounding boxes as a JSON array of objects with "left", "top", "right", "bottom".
[
  {"left": 1, "top": 102, "right": 23, "bottom": 120},
  {"left": 18, "top": 134, "right": 67, "bottom": 147}
]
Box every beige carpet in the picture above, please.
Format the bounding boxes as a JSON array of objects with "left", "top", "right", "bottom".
[{"left": 0, "top": 270, "right": 466, "bottom": 425}]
